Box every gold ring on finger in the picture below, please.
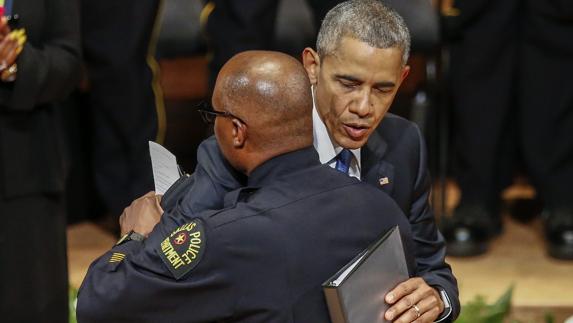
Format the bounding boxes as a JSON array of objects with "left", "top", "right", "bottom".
[{"left": 412, "top": 304, "right": 421, "bottom": 318}]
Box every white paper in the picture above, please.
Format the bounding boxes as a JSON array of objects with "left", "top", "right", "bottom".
[{"left": 149, "top": 141, "right": 180, "bottom": 195}]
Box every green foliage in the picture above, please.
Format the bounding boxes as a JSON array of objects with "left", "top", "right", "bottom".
[
  {"left": 456, "top": 286, "right": 556, "bottom": 323},
  {"left": 456, "top": 286, "right": 513, "bottom": 323},
  {"left": 69, "top": 286, "right": 78, "bottom": 323}
]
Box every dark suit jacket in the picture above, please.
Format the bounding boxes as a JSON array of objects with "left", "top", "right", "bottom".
[
  {"left": 0, "top": 0, "right": 81, "bottom": 199},
  {"left": 361, "top": 113, "right": 459, "bottom": 319},
  {"left": 162, "top": 113, "right": 459, "bottom": 320}
]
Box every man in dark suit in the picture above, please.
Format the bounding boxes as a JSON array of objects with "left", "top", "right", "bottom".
[
  {"left": 204, "top": 0, "right": 343, "bottom": 89},
  {"left": 0, "top": 0, "right": 82, "bottom": 322},
  {"left": 124, "top": 1, "right": 459, "bottom": 321},
  {"left": 443, "top": 0, "right": 573, "bottom": 259},
  {"left": 78, "top": 51, "right": 419, "bottom": 323},
  {"left": 80, "top": 0, "right": 164, "bottom": 222}
]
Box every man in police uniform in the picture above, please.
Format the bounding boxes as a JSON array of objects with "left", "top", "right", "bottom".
[
  {"left": 78, "top": 51, "right": 427, "bottom": 322},
  {"left": 119, "top": 1, "right": 459, "bottom": 321}
]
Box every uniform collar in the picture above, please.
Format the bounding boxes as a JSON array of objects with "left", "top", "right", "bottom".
[{"left": 247, "top": 146, "right": 321, "bottom": 187}]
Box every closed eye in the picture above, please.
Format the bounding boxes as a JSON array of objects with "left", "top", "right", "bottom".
[
  {"left": 339, "top": 79, "right": 358, "bottom": 88},
  {"left": 374, "top": 86, "right": 394, "bottom": 94},
  {"left": 335, "top": 75, "right": 361, "bottom": 89}
]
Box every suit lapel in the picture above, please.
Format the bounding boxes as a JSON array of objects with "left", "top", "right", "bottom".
[{"left": 361, "top": 129, "right": 395, "bottom": 196}]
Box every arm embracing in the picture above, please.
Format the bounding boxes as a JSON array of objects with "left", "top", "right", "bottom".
[
  {"left": 163, "top": 136, "right": 245, "bottom": 215},
  {"left": 408, "top": 124, "right": 460, "bottom": 321}
]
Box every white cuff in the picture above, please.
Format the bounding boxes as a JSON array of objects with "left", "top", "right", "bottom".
[{"left": 434, "top": 289, "right": 452, "bottom": 322}]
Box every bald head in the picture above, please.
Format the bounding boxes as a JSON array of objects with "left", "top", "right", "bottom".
[
  {"left": 214, "top": 50, "right": 312, "bottom": 129},
  {"left": 212, "top": 51, "right": 313, "bottom": 173}
]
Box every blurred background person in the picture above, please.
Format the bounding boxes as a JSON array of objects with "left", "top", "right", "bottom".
[
  {"left": 204, "top": 0, "right": 344, "bottom": 90},
  {"left": 79, "top": 0, "right": 165, "bottom": 233},
  {"left": 442, "top": 0, "right": 573, "bottom": 260},
  {"left": 0, "top": 0, "right": 81, "bottom": 322}
]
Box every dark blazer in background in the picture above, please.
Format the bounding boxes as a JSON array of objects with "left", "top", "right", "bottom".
[
  {"left": 80, "top": 0, "right": 162, "bottom": 218},
  {"left": 447, "top": 0, "right": 573, "bottom": 211},
  {"left": 0, "top": 0, "right": 81, "bottom": 197},
  {"left": 0, "top": 0, "right": 82, "bottom": 322}
]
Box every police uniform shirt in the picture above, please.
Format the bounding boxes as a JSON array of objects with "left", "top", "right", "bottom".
[{"left": 77, "top": 147, "right": 415, "bottom": 323}]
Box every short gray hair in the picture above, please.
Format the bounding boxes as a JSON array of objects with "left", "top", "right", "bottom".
[{"left": 316, "top": 0, "right": 411, "bottom": 65}]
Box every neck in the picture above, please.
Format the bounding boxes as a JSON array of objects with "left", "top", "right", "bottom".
[{"left": 241, "top": 151, "right": 268, "bottom": 176}]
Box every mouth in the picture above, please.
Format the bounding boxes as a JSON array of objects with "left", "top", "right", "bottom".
[{"left": 342, "top": 123, "right": 370, "bottom": 140}]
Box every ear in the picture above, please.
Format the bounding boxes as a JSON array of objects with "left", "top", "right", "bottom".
[
  {"left": 399, "top": 65, "right": 410, "bottom": 84},
  {"left": 232, "top": 119, "right": 247, "bottom": 148},
  {"left": 302, "top": 47, "right": 320, "bottom": 85}
]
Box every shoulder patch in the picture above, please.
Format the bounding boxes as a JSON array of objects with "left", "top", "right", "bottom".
[{"left": 157, "top": 220, "right": 206, "bottom": 280}]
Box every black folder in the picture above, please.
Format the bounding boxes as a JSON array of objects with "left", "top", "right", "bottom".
[{"left": 322, "top": 226, "right": 409, "bottom": 323}]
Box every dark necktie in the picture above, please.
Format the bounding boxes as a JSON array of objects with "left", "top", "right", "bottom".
[{"left": 335, "top": 149, "right": 353, "bottom": 174}]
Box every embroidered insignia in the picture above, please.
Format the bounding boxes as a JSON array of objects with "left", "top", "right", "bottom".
[
  {"left": 109, "top": 252, "right": 125, "bottom": 263},
  {"left": 157, "top": 220, "right": 206, "bottom": 280},
  {"left": 379, "top": 177, "right": 390, "bottom": 186}
]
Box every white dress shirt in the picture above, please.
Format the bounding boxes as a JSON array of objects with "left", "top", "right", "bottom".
[{"left": 312, "top": 95, "right": 361, "bottom": 179}]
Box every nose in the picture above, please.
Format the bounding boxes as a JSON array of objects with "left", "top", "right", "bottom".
[{"left": 349, "top": 89, "right": 372, "bottom": 117}]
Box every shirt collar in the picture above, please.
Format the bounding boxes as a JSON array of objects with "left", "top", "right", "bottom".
[
  {"left": 312, "top": 87, "right": 361, "bottom": 169},
  {"left": 247, "top": 146, "right": 320, "bottom": 187}
]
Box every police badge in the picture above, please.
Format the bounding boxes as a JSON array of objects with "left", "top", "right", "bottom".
[{"left": 158, "top": 219, "right": 206, "bottom": 279}]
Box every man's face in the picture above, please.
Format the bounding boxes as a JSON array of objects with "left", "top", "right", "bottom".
[{"left": 305, "top": 37, "right": 409, "bottom": 149}]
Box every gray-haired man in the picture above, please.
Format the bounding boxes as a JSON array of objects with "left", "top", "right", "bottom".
[
  {"left": 121, "top": 1, "right": 459, "bottom": 322},
  {"left": 300, "top": 2, "right": 457, "bottom": 321}
]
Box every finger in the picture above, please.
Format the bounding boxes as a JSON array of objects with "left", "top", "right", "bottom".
[
  {"left": 144, "top": 191, "right": 156, "bottom": 197},
  {"left": 393, "top": 304, "right": 423, "bottom": 323},
  {"left": 3, "top": 44, "right": 22, "bottom": 66},
  {"left": 385, "top": 294, "right": 421, "bottom": 321},
  {"left": 413, "top": 306, "right": 442, "bottom": 323},
  {"left": 413, "top": 294, "right": 442, "bottom": 322},
  {"left": 155, "top": 197, "right": 164, "bottom": 213},
  {"left": 386, "top": 277, "right": 423, "bottom": 304},
  {"left": 392, "top": 284, "right": 443, "bottom": 323},
  {"left": 0, "top": 39, "right": 11, "bottom": 61},
  {"left": 0, "top": 17, "right": 9, "bottom": 36},
  {"left": 385, "top": 281, "right": 426, "bottom": 321},
  {"left": 0, "top": 37, "right": 17, "bottom": 63}
]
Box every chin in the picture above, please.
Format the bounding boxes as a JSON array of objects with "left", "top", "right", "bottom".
[{"left": 337, "top": 135, "right": 367, "bottom": 150}]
